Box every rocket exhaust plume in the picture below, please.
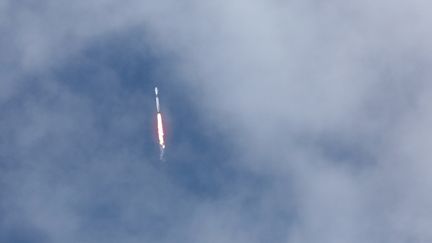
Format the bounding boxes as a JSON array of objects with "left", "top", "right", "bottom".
[{"left": 155, "top": 87, "right": 165, "bottom": 160}]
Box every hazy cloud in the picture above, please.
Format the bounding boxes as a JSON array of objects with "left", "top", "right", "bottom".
[{"left": 1, "top": 0, "right": 432, "bottom": 242}]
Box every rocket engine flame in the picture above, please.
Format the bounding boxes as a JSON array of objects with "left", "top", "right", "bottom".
[{"left": 157, "top": 112, "right": 165, "bottom": 150}]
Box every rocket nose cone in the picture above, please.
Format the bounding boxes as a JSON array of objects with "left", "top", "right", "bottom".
[{"left": 155, "top": 87, "right": 158, "bottom": 95}]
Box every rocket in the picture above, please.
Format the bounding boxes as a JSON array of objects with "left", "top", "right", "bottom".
[
  {"left": 155, "top": 86, "right": 165, "bottom": 160},
  {"left": 155, "top": 87, "right": 160, "bottom": 112}
]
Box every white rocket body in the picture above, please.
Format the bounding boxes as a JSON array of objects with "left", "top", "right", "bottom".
[{"left": 155, "top": 87, "right": 160, "bottom": 112}]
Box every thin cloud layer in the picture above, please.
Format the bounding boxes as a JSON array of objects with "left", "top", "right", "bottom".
[{"left": 1, "top": 0, "right": 432, "bottom": 242}]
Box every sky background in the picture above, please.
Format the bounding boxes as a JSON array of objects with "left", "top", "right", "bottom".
[{"left": 1, "top": 0, "right": 432, "bottom": 242}]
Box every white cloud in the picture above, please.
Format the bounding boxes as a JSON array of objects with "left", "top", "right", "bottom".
[{"left": 1, "top": 0, "right": 432, "bottom": 242}]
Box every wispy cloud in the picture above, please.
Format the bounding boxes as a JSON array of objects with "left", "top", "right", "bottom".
[{"left": 1, "top": 0, "right": 431, "bottom": 242}]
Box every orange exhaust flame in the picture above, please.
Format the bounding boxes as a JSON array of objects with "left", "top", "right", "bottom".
[{"left": 157, "top": 112, "right": 165, "bottom": 157}]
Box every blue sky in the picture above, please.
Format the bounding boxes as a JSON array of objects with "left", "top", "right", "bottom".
[{"left": 1, "top": 1, "right": 432, "bottom": 243}]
